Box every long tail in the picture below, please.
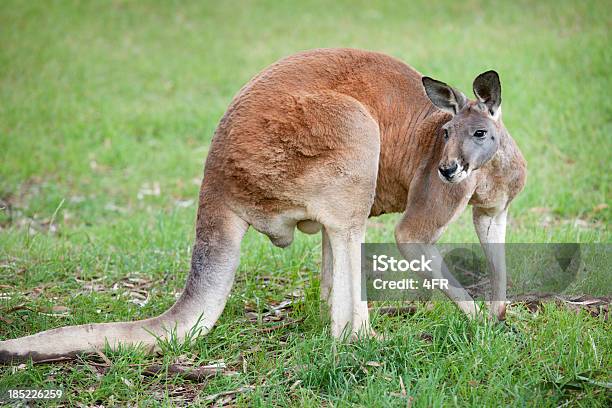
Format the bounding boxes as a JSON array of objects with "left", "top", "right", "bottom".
[{"left": 0, "top": 198, "right": 248, "bottom": 363}]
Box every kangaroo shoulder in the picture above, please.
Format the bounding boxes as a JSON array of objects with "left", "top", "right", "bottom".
[{"left": 470, "top": 142, "right": 526, "bottom": 209}]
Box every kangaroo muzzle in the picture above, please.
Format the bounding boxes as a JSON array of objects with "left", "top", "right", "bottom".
[{"left": 438, "top": 160, "right": 470, "bottom": 184}]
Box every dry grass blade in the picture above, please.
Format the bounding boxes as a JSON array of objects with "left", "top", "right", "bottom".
[
  {"left": 94, "top": 348, "right": 112, "bottom": 367},
  {"left": 256, "top": 317, "right": 304, "bottom": 333},
  {"left": 510, "top": 294, "right": 610, "bottom": 319},
  {"left": 202, "top": 385, "right": 255, "bottom": 403}
]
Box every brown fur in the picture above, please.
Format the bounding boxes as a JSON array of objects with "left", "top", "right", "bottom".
[{"left": 204, "top": 48, "right": 524, "bottom": 235}]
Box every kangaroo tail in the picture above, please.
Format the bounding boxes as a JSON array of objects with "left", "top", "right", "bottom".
[{"left": 0, "top": 197, "right": 248, "bottom": 363}]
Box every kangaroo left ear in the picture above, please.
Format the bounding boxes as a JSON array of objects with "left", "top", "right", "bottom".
[
  {"left": 473, "top": 70, "right": 501, "bottom": 119},
  {"left": 422, "top": 76, "right": 467, "bottom": 116}
]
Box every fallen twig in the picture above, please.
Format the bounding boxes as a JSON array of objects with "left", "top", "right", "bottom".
[
  {"left": 372, "top": 306, "right": 419, "bottom": 316},
  {"left": 4, "top": 304, "right": 37, "bottom": 314},
  {"left": 0, "top": 316, "right": 14, "bottom": 324},
  {"left": 32, "top": 356, "right": 75, "bottom": 364},
  {"left": 143, "top": 363, "right": 230, "bottom": 382}
]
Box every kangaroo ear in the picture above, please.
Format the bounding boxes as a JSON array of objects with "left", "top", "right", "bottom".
[
  {"left": 422, "top": 76, "right": 467, "bottom": 115},
  {"left": 473, "top": 70, "right": 501, "bottom": 118}
]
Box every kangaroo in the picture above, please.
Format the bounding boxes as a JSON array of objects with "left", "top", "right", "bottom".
[{"left": 0, "top": 48, "right": 526, "bottom": 363}]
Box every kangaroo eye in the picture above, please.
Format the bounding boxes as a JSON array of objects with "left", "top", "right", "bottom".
[
  {"left": 473, "top": 130, "right": 487, "bottom": 138},
  {"left": 443, "top": 129, "right": 449, "bottom": 140}
]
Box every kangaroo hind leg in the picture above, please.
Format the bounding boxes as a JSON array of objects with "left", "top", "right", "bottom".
[{"left": 0, "top": 198, "right": 248, "bottom": 363}]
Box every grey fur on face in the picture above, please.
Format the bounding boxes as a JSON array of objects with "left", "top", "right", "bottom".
[{"left": 422, "top": 71, "right": 503, "bottom": 184}]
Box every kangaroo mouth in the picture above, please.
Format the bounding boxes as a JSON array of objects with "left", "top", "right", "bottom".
[{"left": 438, "top": 162, "right": 471, "bottom": 184}]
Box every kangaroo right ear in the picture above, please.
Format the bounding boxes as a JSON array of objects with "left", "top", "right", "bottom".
[
  {"left": 472, "top": 70, "right": 501, "bottom": 119},
  {"left": 422, "top": 76, "right": 467, "bottom": 115}
]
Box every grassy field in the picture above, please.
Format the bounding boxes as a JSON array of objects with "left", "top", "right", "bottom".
[{"left": 0, "top": 0, "right": 610, "bottom": 406}]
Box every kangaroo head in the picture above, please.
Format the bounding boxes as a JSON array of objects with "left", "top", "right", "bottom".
[{"left": 422, "top": 71, "right": 503, "bottom": 184}]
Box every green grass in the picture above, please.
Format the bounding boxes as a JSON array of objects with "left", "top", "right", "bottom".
[{"left": 0, "top": 0, "right": 610, "bottom": 406}]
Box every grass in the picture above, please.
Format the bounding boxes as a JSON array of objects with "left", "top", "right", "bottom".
[{"left": 0, "top": 0, "right": 610, "bottom": 406}]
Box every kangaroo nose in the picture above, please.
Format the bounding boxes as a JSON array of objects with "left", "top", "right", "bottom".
[{"left": 439, "top": 162, "right": 458, "bottom": 178}]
